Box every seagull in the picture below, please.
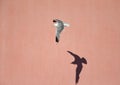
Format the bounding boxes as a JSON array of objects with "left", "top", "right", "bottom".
[
  {"left": 53, "top": 19, "right": 70, "bottom": 43},
  {"left": 67, "top": 51, "right": 87, "bottom": 84}
]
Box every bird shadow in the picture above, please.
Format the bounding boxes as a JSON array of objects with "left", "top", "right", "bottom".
[{"left": 67, "top": 51, "right": 87, "bottom": 84}]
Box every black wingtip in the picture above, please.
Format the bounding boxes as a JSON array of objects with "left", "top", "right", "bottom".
[
  {"left": 81, "top": 57, "right": 87, "bottom": 64},
  {"left": 67, "top": 51, "right": 74, "bottom": 55},
  {"left": 56, "top": 37, "right": 59, "bottom": 43},
  {"left": 53, "top": 19, "right": 56, "bottom": 22},
  {"left": 67, "top": 51, "right": 71, "bottom": 53}
]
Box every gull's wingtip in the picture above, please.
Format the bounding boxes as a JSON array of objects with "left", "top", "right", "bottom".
[
  {"left": 56, "top": 36, "right": 59, "bottom": 43},
  {"left": 67, "top": 51, "right": 71, "bottom": 53},
  {"left": 64, "top": 23, "right": 70, "bottom": 27}
]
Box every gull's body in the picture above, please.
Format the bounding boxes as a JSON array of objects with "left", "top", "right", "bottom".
[
  {"left": 53, "top": 19, "right": 69, "bottom": 43},
  {"left": 67, "top": 51, "right": 87, "bottom": 84}
]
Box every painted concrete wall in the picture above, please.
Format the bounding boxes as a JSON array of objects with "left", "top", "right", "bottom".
[{"left": 0, "top": 0, "right": 120, "bottom": 85}]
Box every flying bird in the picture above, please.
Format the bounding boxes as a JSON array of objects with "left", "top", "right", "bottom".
[
  {"left": 53, "top": 19, "right": 70, "bottom": 43},
  {"left": 67, "top": 51, "right": 87, "bottom": 84}
]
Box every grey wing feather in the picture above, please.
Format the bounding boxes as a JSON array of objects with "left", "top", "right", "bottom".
[{"left": 56, "top": 26, "right": 64, "bottom": 42}]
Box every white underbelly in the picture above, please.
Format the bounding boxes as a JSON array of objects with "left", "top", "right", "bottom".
[{"left": 54, "top": 23, "right": 59, "bottom": 27}]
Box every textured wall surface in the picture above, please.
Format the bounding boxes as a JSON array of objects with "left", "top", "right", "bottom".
[{"left": 0, "top": 0, "right": 120, "bottom": 85}]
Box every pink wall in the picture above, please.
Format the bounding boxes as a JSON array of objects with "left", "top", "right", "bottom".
[{"left": 0, "top": 0, "right": 120, "bottom": 85}]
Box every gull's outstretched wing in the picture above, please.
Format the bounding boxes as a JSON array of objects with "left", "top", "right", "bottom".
[
  {"left": 53, "top": 19, "right": 69, "bottom": 43},
  {"left": 64, "top": 22, "right": 70, "bottom": 27},
  {"left": 67, "top": 51, "right": 80, "bottom": 61}
]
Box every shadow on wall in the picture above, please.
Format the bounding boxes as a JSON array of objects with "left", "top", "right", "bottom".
[{"left": 67, "top": 51, "right": 87, "bottom": 84}]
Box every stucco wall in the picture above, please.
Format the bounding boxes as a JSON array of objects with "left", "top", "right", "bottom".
[{"left": 0, "top": 0, "right": 120, "bottom": 85}]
